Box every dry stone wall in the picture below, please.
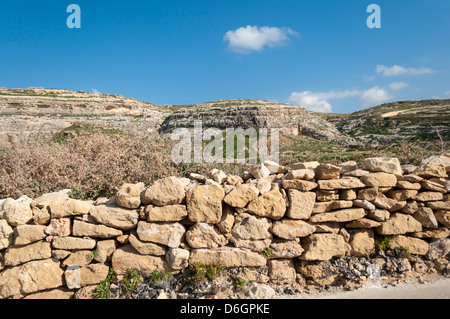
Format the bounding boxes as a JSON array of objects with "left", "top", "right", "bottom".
[{"left": 0, "top": 156, "right": 450, "bottom": 299}]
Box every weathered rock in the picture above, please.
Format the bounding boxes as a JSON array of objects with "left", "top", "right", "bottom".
[
  {"left": 411, "top": 227, "right": 450, "bottom": 239},
  {"left": 396, "top": 180, "right": 422, "bottom": 190},
  {"left": 316, "top": 190, "right": 339, "bottom": 202},
  {"left": 284, "top": 169, "right": 315, "bottom": 181},
  {"left": 13, "top": 225, "right": 47, "bottom": 246},
  {"left": 363, "top": 157, "right": 402, "bottom": 176},
  {"left": 269, "top": 238, "right": 304, "bottom": 259},
  {"left": 44, "top": 218, "right": 71, "bottom": 237},
  {"left": 0, "top": 258, "right": 64, "bottom": 299},
  {"left": 248, "top": 163, "right": 271, "bottom": 179},
  {"left": 95, "top": 239, "right": 117, "bottom": 263},
  {"left": 52, "top": 237, "right": 96, "bottom": 250},
  {"left": 246, "top": 283, "right": 276, "bottom": 299},
  {"left": 115, "top": 183, "right": 143, "bottom": 209},
  {"left": 48, "top": 198, "right": 93, "bottom": 219},
  {"left": 367, "top": 209, "right": 390, "bottom": 222},
  {"left": 372, "top": 193, "right": 398, "bottom": 211},
  {"left": 65, "top": 263, "right": 110, "bottom": 289},
  {"left": 309, "top": 208, "right": 366, "bottom": 223},
  {"left": 72, "top": 220, "right": 123, "bottom": 238},
  {"left": 189, "top": 247, "right": 266, "bottom": 268},
  {"left": 413, "top": 192, "right": 444, "bottom": 202},
  {"left": 413, "top": 207, "right": 438, "bottom": 229},
  {"left": 146, "top": 204, "right": 187, "bottom": 222},
  {"left": 128, "top": 231, "right": 167, "bottom": 256},
  {"left": 421, "top": 155, "right": 450, "bottom": 172},
  {"left": 165, "top": 247, "right": 190, "bottom": 270},
  {"left": 267, "top": 259, "right": 297, "bottom": 284},
  {"left": 315, "top": 164, "right": 341, "bottom": 180},
  {"left": 288, "top": 161, "right": 321, "bottom": 170},
  {"left": 357, "top": 187, "right": 379, "bottom": 201},
  {"left": 376, "top": 213, "right": 422, "bottom": 235},
  {"left": 345, "top": 218, "right": 381, "bottom": 228},
  {"left": 223, "top": 184, "right": 259, "bottom": 208},
  {"left": 0, "top": 219, "right": 14, "bottom": 250},
  {"left": 264, "top": 160, "right": 287, "bottom": 174},
  {"left": 217, "top": 207, "right": 235, "bottom": 234},
  {"left": 141, "top": 176, "right": 186, "bottom": 206},
  {"left": 414, "top": 164, "right": 447, "bottom": 178},
  {"left": 313, "top": 200, "right": 353, "bottom": 213},
  {"left": 61, "top": 250, "right": 93, "bottom": 268},
  {"left": 186, "top": 184, "right": 224, "bottom": 223},
  {"left": 4, "top": 241, "right": 52, "bottom": 266},
  {"left": 287, "top": 190, "right": 316, "bottom": 220},
  {"left": 401, "top": 201, "right": 419, "bottom": 215},
  {"left": 112, "top": 244, "right": 171, "bottom": 276},
  {"left": 270, "top": 219, "right": 316, "bottom": 239},
  {"left": 230, "top": 213, "right": 272, "bottom": 251},
  {"left": 246, "top": 188, "right": 286, "bottom": 220},
  {"left": 281, "top": 179, "right": 318, "bottom": 191},
  {"left": 210, "top": 169, "right": 227, "bottom": 184},
  {"left": 361, "top": 172, "right": 397, "bottom": 187},
  {"left": 338, "top": 161, "right": 358, "bottom": 173},
  {"left": 136, "top": 221, "right": 185, "bottom": 248},
  {"left": 300, "top": 233, "right": 350, "bottom": 261},
  {"left": 186, "top": 223, "right": 228, "bottom": 248},
  {"left": 317, "top": 178, "right": 366, "bottom": 190},
  {"left": 225, "top": 175, "right": 243, "bottom": 186},
  {"left": 348, "top": 229, "right": 375, "bottom": 257},
  {"left": 353, "top": 199, "right": 376, "bottom": 211},
  {"left": 388, "top": 235, "right": 429, "bottom": 255},
  {"left": 435, "top": 210, "right": 450, "bottom": 227},
  {"left": 428, "top": 201, "right": 450, "bottom": 210},
  {"left": 3, "top": 196, "right": 33, "bottom": 226},
  {"left": 89, "top": 205, "right": 139, "bottom": 230},
  {"left": 387, "top": 189, "right": 419, "bottom": 201},
  {"left": 426, "top": 238, "right": 450, "bottom": 261}
]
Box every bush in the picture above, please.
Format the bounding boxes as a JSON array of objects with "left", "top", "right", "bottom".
[{"left": 0, "top": 127, "right": 180, "bottom": 200}]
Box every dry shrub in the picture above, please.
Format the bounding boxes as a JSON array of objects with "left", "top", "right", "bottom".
[{"left": 0, "top": 131, "right": 180, "bottom": 200}]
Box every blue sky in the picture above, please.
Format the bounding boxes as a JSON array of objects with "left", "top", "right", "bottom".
[{"left": 0, "top": 0, "right": 449, "bottom": 113}]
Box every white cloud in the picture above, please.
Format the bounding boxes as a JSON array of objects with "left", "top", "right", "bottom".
[
  {"left": 358, "top": 86, "right": 392, "bottom": 107},
  {"left": 389, "top": 81, "right": 409, "bottom": 91},
  {"left": 288, "top": 89, "right": 360, "bottom": 113},
  {"left": 445, "top": 90, "right": 450, "bottom": 97},
  {"left": 289, "top": 87, "right": 392, "bottom": 112},
  {"left": 92, "top": 88, "right": 102, "bottom": 94},
  {"left": 376, "top": 64, "right": 435, "bottom": 76},
  {"left": 224, "top": 25, "right": 298, "bottom": 53}
]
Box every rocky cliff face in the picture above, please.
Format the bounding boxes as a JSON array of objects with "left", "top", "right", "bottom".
[
  {"left": 0, "top": 90, "right": 354, "bottom": 148},
  {"left": 160, "top": 99, "right": 353, "bottom": 145},
  {"left": 0, "top": 88, "right": 170, "bottom": 147}
]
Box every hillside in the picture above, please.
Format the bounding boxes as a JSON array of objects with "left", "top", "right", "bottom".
[
  {"left": 160, "top": 99, "right": 354, "bottom": 145},
  {"left": 336, "top": 99, "right": 450, "bottom": 146},
  {"left": 0, "top": 87, "right": 170, "bottom": 148},
  {"left": 0, "top": 88, "right": 448, "bottom": 157}
]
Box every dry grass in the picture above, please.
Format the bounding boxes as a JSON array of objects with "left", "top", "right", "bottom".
[
  {"left": 0, "top": 130, "right": 180, "bottom": 200},
  {"left": 0, "top": 124, "right": 446, "bottom": 200}
]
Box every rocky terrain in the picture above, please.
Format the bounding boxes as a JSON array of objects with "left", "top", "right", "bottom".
[
  {"left": 0, "top": 88, "right": 170, "bottom": 148},
  {"left": 0, "top": 88, "right": 352, "bottom": 149},
  {"left": 335, "top": 99, "right": 450, "bottom": 146},
  {"left": 159, "top": 99, "right": 352, "bottom": 145},
  {"left": 0, "top": 156, "right": 449, "bottom": 299},
  {"left": 1, "top": 88, "right": 449, "bottom": 151}
]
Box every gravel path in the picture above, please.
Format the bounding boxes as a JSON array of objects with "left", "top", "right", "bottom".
[{"left": 285, "top": 278, "right": 450, "bottom": 299}]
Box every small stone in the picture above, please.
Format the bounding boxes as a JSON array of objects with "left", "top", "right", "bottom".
[
  {"left": 115, "top": 183, "right": 144, "bottom": 209},
  {"left": 270, "top": 219, "right": 315, "bottom": 239},
  {"left": 286, "top": 190, "right": 316, "bottom": 220},
  {"left": 141, "top": 176, "right": 186, "bottom": 206}
]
